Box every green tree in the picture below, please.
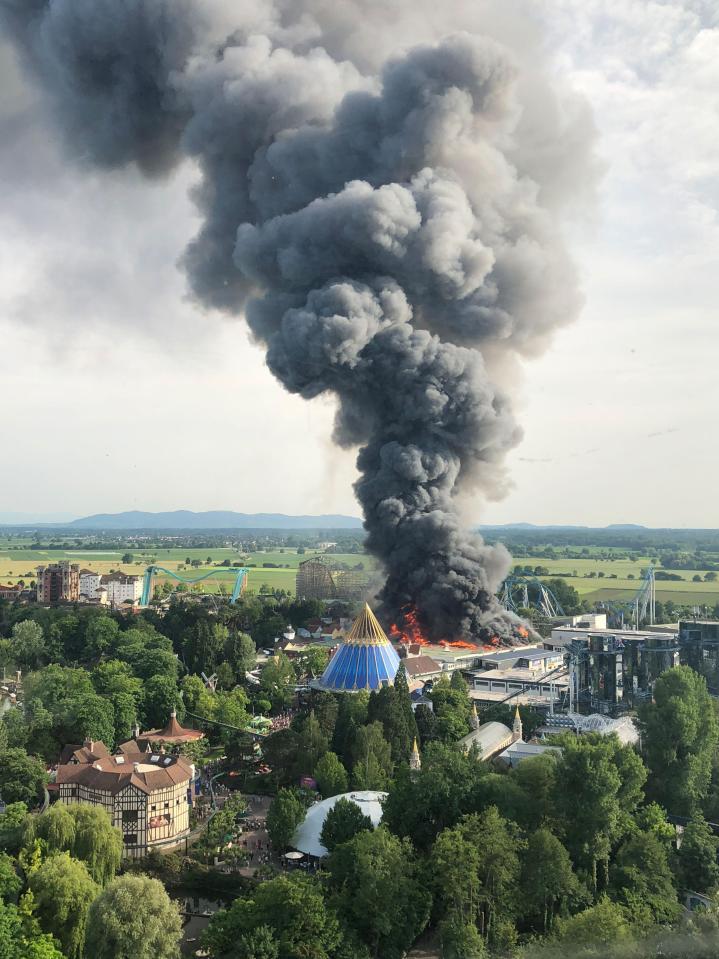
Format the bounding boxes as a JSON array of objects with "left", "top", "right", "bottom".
[
  {"left": 179, "top": 674, "right": 214, "bottom": 717},
  {"left": 676, "top": 816, "right": 719, "bottom": 894},
  {"left": 294, "top": 646, "right": 330, "bottom": 680},
  {"left": 641, "top": 666, "right": 719, "bottom": 815},
  {"left": 260, "top": 653, "right": 295, "bottom": 712},
  {"left": 382, "top": 743, "right": 486, "bottom": 850},
  {"left": 0, "top": 749, "right": 47, "bottom": 806},
  {"left": 29, "top": 853, "right": 99, "bottom": 959},
  {"left": 610, "top": 831, "right": 680, "bottom": 928},
  {"left": 351, "top": 722, "right": 392, "bottom": 790},
  {"left": 554, "top": 896, "right": 631, "bottom": 950},
  {"left": 0, "top": 900, "right": 64, "bottom": 959},
  {"left": 69, "top": 805, "right": 123, "bottom": 886},
  {"left": 331, "top": 691, "right": 369, "bottom": 767},
  {"left": 84, "top": 874, "right": 182, "bottom": 959},
  {"left": 519, "top": 828, "right": 578, "bottom": 932},
  {"left": 234, "top": 925, "right": 279, "bottom": 959},
  {"left": 11, "top": 622, "right": 46, "bottom": 672},
  {"left": 438, "top": 914, "right": 486, "bottom": 959},
  {"left": 85, "top": 618, "right": 120, "bottom": 659},
  {"left": 0, "top": 803, "right": 29, "bottom": 855},
  {"left": 553, "top": 735, "right": 646, "bottom": 891},
  {"left": 0, "top": 851, "right": 22, "bottom": 901},
  {"left": 224, "top": 631, "right": 256, "bottom": 681},
  {"left": 266, "top": 789, "right": 305, "bottom": 852},
  {"left": 214, "top": 661, "right": 235, "bottom": 690},
  {"left": 431, "top": 808, "right": 521, "bottom": 943},
  {"left": 327, "top": 826, "right": 430, "bottom": 959},
  {"left": 367, "top": 668, "right": 417, "bottom": 765},
  {"left": 429, "top": 676, "right": 471, "bottom": 743},
  {"left": 320, "top": 797, "right": 373, "bottom": 853},
  {"left": 295, "top": 712, "right": 328, "bottom": 777},
  {"left": 315, "top": 752, "right": 348, "bottom": 798},
  {"left": 143, "top": 675, "right": 183, "bottom": 730},
  {"left": 511, "top": 753, "right": 559, "bottom": 830},
  {"left": 204, "top": 875, "right": 342, "bottom": 959}
]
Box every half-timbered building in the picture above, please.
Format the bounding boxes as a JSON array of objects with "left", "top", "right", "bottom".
[{"left": 55, "top": 737, "right": 194, "bottom": 858}]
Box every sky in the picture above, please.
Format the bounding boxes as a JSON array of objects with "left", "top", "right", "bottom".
[{"left": 1, "top": 1, "right": 718, "bottom": 527}]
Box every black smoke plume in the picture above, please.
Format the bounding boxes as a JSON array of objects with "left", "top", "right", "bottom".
[{"left": 0, "top": 0, "right": 595, "bottom": 642}]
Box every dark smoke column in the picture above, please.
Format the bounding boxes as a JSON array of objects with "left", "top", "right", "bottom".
[{"left": 0, "top": 1, "right": 594, "bottom": 642}]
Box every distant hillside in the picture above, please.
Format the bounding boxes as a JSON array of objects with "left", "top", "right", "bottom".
[{"left": 69, "top": 510, "right": 363, "bottom": 530}]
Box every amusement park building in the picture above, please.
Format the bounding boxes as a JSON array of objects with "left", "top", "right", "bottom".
[
  {"left": 292, "top": 791, "right": 387, "bottom": 858},
  {"left": 317, "top": 603, "right": 400, "bottom": 692},
  {"left": 55, "top": 736, "right": 194, "bottom": 858}
]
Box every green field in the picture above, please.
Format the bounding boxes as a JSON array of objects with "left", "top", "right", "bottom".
[
  {"left": 1, "top": 539, "right": 717, "bottom": 608},
  {"left": 0, "top": 545, "right": 376, "bottom": 597},
  {"left": 510, "top": 557, "right": 719, "bottom": 607}
]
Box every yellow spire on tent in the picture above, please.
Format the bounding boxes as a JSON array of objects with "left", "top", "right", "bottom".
[{"left": 345, "top": 602, "right": 391, "bottom": 646}]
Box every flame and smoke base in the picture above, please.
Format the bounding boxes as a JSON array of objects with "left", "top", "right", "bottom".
[{"left": 0, "top": 0, "right": 594, "bottom": 645}]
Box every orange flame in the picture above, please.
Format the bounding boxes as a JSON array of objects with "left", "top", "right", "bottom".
[
  {"left": 389, "top": 605, "right": 479, "bottom": 650},
  {"left": 389, "top": 606, "right": 431, "bottom": 646}
]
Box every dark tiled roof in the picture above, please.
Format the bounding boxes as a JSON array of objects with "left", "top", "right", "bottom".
[
  {"left": 56, "top": 743, "right": 193, "bottom": 796},
  {"left": 403, "top": 655, "right": 442, "bottom": 677}
]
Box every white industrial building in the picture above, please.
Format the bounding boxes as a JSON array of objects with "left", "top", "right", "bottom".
[{"left": 464, "top": 644, "right": 568, "bottom": 709}]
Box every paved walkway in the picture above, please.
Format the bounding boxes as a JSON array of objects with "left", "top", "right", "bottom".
[{"left": 234, "top": 795, "right": 277, "bottom": 877}]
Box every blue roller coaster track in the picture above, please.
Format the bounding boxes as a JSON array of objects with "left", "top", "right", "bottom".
[{"left": 140, "top": 566, "right": 249, "bottom": 607}]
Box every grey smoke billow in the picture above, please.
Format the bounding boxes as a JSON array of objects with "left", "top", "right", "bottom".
[{"left": 0, "top": 0, "right": 596, "bottom": 641}]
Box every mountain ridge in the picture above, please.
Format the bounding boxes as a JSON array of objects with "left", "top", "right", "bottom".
[{"left": 68, "top": 510, "right": 364, "bottom": 530}]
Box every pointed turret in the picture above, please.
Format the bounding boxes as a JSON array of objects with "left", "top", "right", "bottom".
[
  {"left": 471, "top": 702, "right": 479, "bottom": 731},
  {"left": 410, "top": 737, "right": 421, "bottom": 772},
  {"left": 512, "top": 704, "right": 523, "bottom": 743}
]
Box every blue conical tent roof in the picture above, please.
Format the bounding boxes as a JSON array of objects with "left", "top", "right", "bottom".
[{"left": 319, "top": 603, "right": 400, "bottom": 692}]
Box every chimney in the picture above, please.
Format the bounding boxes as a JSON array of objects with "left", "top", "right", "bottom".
[
  {"left": 170, "top": 708, "right": 177, "bottom": 719},
  {"left": 133, "top": 762, "right": 140, "bottom": 773},
  {"left": 133, "top": 722, "right": 140, "bottom": 739}
]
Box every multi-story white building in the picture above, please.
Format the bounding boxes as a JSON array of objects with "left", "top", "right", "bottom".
[
  {"left": 79, "top": 569, "right": 102, "bottom": 600},
  {"left": 101, "top": 572, "right": 143, "bottom": 607}
]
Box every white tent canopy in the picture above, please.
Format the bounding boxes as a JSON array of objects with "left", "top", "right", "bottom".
[{"left": 291, "top": 790, "right": 387, "bottom": 858}]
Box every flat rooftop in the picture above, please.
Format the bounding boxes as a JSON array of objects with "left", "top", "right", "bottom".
[
  {"left": 551, "top": 626, "right": 677, "bottom": 641},
  {"left": 469, "top": 666, "right": 569, "bottom": 686},
  {"left": 478, "top": 645, "right": 562, "bottom": 665}
]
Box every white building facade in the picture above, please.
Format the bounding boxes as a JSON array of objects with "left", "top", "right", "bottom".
[{"left": 102, "top": 573, "right": 143, "bottom": 606}]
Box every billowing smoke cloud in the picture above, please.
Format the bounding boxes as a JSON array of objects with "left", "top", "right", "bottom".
[{"left": 0, "top": 0, "right": 596, "bottom": 641}]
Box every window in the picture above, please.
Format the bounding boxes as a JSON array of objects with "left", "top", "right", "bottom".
[
  {"left": 164, "top": 802, "right": 169, "bottom": 809},
  {"left": 150, "top": 805, "right": 156, "bottom": 812},
  {"left": 122, "top": 810, "right": 137, "bottom": 823},
  {"left": 123, "top": 834, "right": 137, "bottom": 845}
]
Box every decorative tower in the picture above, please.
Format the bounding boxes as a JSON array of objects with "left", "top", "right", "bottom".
[
  {"left": 512, "top": 705, "right": 523, "bottom": 743},
  {"left": 470, "top": 702, "right": 480, "bottom": 731},
  {"left": 410, "top": 737, "right": 421, "bottom": 773}
]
